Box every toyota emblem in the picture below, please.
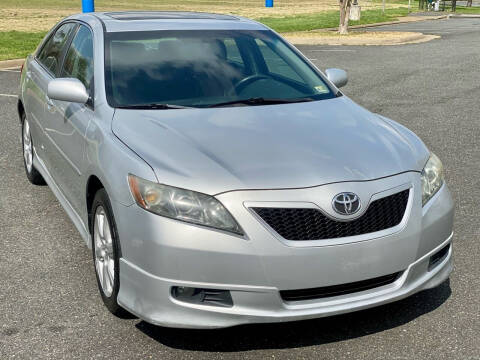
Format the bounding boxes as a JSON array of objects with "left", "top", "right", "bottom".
[{"left": 332, "top": 192, "right": 361, "bottom": 215}]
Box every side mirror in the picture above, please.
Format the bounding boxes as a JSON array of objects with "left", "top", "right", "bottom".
[
  {"left": 47, "top": 78, "right": 89, "bottom": 104},
  {"left": 325, "top": 68, "right": 348, "bottom": 89}
]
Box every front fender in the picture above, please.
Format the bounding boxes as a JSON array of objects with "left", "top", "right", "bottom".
[{"left": 83, "top": 118, "right": 157, "bottom": 224}]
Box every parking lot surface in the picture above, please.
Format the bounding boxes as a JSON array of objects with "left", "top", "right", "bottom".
[{"left": 0, "top": 18, "right": 479, "bottom": 359}]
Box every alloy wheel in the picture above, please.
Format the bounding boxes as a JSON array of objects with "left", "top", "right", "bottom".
[
  {"left": 23, "top": 119, "right": 33, "bottom": 173},
  {"left": 94, "top": 206, "right": 115, "bottom": 297}
]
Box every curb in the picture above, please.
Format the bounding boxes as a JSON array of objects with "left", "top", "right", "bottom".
[
  {"left": 348, "top": 15, "right": 448, "bottom": 30},
  {"left": 287, "top": 33, "right": 439, "bottom": 46},
  {"left": 448, "top": 14, "right": 480, "bottom": 18},
  {"left": 0, "top": 58, "right": 24, "bottom": 70},
  {"left": 316, "top": 15, "right": 448, "bottom": 32}
]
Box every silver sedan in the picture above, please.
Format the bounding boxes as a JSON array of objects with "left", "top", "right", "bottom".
[{"left": 18, "top": 11, "right": 453, "bottom": 329}]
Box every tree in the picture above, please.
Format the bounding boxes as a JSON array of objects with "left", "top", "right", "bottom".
[
  {"left": 338, "top": 0, "right": 353, "bottom": 34},
  {"left": 466, "top": 0, "right": 472, "bottom": 6}
]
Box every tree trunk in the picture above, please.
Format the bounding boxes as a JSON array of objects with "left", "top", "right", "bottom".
[
  {"left": 466, "top": 0, "right": 472, "bottom": 7},
  {"left": 451, "top": 0, "right": 457, "bottom": 11},
  {"left": 339, "top": 0, "right": 352, "bottom": 35},
  {"left": 419, "top": 0, "right": 425, "bottom": 10}
]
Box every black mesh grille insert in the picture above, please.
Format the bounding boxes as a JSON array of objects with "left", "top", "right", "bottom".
[
  {"left": 280, "top": 272, "right": 402, "bottom": 302},
  {"left": 252, "top": 189, "right": 409, "bottom": 241}
]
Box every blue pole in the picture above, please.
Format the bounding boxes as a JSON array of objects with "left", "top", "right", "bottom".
[
  {"left": 265, "top": 0, "right": 274, "bottom": 7},
  {"left": 82, "top": 0, "right": 94, "bottom": 13}
]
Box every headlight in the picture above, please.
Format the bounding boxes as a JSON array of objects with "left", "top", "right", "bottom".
[
  {"left": 128, "top": 175, "right": 243, "bottom": 235},
  {"left": 421, "top": 153, "right": 444, "bottom": 206}
]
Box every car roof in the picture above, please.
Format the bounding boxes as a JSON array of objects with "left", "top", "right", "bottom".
[
  {"left": 104, "top": 11, "right": 238, "bottom": 21},
  {"left": 78, "top": 11, "right": 268, "bottom": 32}
]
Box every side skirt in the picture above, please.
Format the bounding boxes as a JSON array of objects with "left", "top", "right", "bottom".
[{"left": 33, "top": 148, "right": 92, "bottom": 248}]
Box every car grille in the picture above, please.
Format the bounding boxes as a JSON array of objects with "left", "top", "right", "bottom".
[
  {"left": 280, "top": 272, "right": 402, "bottom": 302},
  {"left": 252, "top": 189, "right": 410, "bottom": 241}
]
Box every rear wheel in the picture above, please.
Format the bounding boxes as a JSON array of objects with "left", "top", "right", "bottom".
[
  {"left": 22, "top": 114, "right": 45, "bottom": 185},
  {"left": 91, "top": 188, "right": 130, "bottom": 317}
]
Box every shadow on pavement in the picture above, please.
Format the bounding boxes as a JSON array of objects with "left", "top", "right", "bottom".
[{"left": 135, "top": 279, "right": 451, "bottom": 352}]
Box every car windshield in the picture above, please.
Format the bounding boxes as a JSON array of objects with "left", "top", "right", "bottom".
[{"left": 104, "top": 30, "right": 336, "bottom": 108}]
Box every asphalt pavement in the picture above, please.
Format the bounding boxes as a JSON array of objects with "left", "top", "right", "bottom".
[{"left": 0, "top": 18, "right": 479, "bottom": 359}]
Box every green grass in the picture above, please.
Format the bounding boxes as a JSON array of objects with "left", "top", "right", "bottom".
[
  {"left": 453, "top": 6, "right": 480, "bottom": 14},
  {"left": 0, "top": 31, "right": 46, "bottom": 61},
  {"left": 258, "top": 8, "right": 410, "bottom": 33}
]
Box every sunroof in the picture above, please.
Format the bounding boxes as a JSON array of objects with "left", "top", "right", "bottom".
[{"left": 106, "top": 11, "right": 239, "bottom": 21}]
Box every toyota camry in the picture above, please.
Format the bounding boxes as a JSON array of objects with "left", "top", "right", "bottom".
[{"left": 18, "top": 11, "right": 454, "bottom": 329}]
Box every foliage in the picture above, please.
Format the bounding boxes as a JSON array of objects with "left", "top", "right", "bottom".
[{"left": 0, "top": 31, "right": 46, "bottom": 61}]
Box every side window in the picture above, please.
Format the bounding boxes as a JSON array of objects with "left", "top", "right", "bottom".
[
  {"left": 61, "top": 25, "right": 94, "bottom": 93},
  {"left": 255, "top": 39, "right": 303, "bottom": 83},
  {"left": 224, "top": 39, "right": 244, "bottom": 66},
  {"left": 37, "top": 23, "right": 77, "bottom": 76}
]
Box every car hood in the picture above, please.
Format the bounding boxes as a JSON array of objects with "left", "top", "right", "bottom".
[{"left": 112, "top": 96, "right": 429, "bottom": 195}]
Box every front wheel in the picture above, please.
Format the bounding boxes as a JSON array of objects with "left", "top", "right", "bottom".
[
  {"left": 91, "top": 188, "right": 130, "bottom": 317},
  {"left": 22, "top": 114, "right": 45, "bottom": 185}
]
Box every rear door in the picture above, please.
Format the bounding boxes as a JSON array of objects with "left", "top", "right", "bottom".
[
  {"left": 44, "top": 24, "right": 95, "bottom": 215},
  {"left": 28, "top": 22, "right": 77, "bottom": 170}
]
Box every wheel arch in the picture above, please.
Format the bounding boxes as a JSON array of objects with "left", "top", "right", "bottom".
[
  {"left": 86, "top": 175, "right": 105, "bottom": 235},
  {"left": 17, "top": 99, "right": 25, "bottom": 123}
]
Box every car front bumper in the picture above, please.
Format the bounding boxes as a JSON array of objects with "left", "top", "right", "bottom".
[{"left": 113, "top": 172, "right": 454, "bottom": 329}]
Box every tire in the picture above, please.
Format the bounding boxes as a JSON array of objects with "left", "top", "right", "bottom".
[
  {"left": 91, "top": 188, "right": 130, "bottom": 318},
  {"left": 21, "top": 113, "right": 46, "bottom": 185}
]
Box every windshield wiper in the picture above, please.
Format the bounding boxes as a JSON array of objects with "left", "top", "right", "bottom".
[
  {"left": 207, "top": 97, "right": 315, "bottom": 108},
  {"left": 117, "top": 103, "right": 195, "bottom": 110}
]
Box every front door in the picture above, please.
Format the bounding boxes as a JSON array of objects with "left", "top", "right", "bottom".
[{"left": 43, "top": 24, "right": 95, "bottom": 215}]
